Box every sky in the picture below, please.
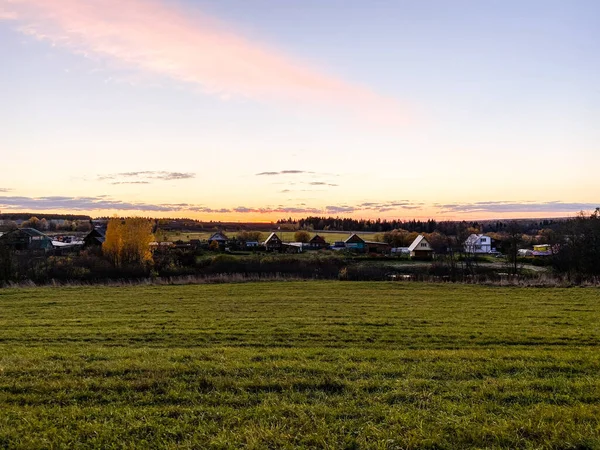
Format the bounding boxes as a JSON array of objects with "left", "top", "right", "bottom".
[{"left": 1, "top": 0, "right": 599, "bottom": 221}]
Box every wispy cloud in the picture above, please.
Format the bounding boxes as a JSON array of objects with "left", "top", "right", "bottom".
[
  {"left": 98, "top": 171, "right": 195, "bottom": 184},
  {"left": 256, "top": 170, "right": 314, "bottom": 176},
  {"left": 234, "top": 206, "right": 323, "bottom": 215},
  {"left": 0, "top": 0, "right": 406, "bottom": 124},
  {"left": 0, "top": 195, "right": 180, "bottom": 212},
  {"left": 326, "top": 205, "right": 356, "bottom": 214},
  {"left": 110, "top": 181, "right": 151, "bottom": 185},
  {"left": 6, "top": 194, "right": 590, "bottom": 217},
  {"left": 358, "top": 201, "right": 424, "bottom": 212},
  {"left": 0, "top": 188, "right": 12, "bottom": 192},
  {"left": 437, "top": 201, "right": 599, "bottom": 214},
  {"left": 309, "top": 182, "right": 338, "bottom": 187},
  {"left": 0, "top": 10, "right": 16, "bottom": 20}
]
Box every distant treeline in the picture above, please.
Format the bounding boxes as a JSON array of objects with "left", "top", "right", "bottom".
[{"left": 278, "top": 216, "right": 562, "bottom": 234}]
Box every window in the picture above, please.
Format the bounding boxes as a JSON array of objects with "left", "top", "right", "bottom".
[{"left": 421, "top": 243, "right": 427, "bottom": 247}]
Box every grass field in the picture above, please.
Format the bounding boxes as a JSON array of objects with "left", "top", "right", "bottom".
[
  {"left": 166, "top": 230, "right": 380, "bottom": 243},
  {"left": 1, "top": 282, "right": 599, "bottom": 448}
]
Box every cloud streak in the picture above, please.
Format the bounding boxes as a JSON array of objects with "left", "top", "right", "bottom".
[
  {"left": 2, "top": 195, "right": 593, "bottom": 217},
  {"left": 437, "top": 201, "right": 599, "bottom": 214},
  {"left": 98, "top": 171, "right": 195, "bottom": 184},
  {"left": 0, "top": 195, "right": 422, "bottom": 216},
  {"left": 1, "top": 0, "right": 405, "bottom": 123},
  {"left": 256, "top": 170, "right": 314, "bottom": 176}
]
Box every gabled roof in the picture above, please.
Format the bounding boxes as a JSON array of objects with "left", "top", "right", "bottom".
[
  {"left": 208, "top": 231, "right": 228, "bottom": 241},
  {"left": 87, "top": 228, "right": 106, "bottom": 238},
  {"left": 18, "top": 228, "right": 49, "bottom": 238},
  {"left": 264, "top": 232, "right": 282, "bottom": 244},
  {"left": 408, "top": 234, "right": 432, "bottom": 252},
  {"left": 0, "top": 228, "right": 51, "bottom": 240},
  {"left": 344, "top": 233, "right": 365, "bottom": 244},
  {"left": 464, "top": 234, "right": 489, "bottom": 245},
  {"left": 309, "top": 234, "right": 327, "bottom": 244}
]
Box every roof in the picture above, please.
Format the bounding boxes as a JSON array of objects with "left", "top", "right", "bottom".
[
  {"left": 263, "top": 232, "right": 282, "bottom": 244},
  {"left": 464, "top": 234, "right": 489, "bottom": 245},
  {"left": 208, "top": 232, "right": 228, "bottom": 241},
  {"left": 88, "top": 228, "right": 106, "bottom": 237},
  {"left": 344, "top": 233, "right": 365, "bottom": 244},
  {"left": 364, "top": 241, "right": 390, "bottom": 246},
  {"left": 17, "top": 228, "right": 50, "bottom": 238},
  {"left": 309, "top": 235, "right": 327, "bottom": 244},
  {"left": 408, "top": 234, "right": 431, "bottom": 252},
  {"left": 0, "top": 228, "right": 52, "bottom": 240}
]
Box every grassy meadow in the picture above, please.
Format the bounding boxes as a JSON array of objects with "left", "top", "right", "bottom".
[
  {"left": 165, "top": 230, "right": 380, "bottom": 243},
  {"left": 1, "top": 282, "right": 600, "bottom": 448}
]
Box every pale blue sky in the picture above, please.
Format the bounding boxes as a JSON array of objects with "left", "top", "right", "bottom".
[{"left": 0, "top": 0, "right": 598, "bottom": 219}]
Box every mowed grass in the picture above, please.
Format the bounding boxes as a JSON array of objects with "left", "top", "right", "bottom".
[{"left": 1, "top": 283, "right": 599, "bottom": 449}]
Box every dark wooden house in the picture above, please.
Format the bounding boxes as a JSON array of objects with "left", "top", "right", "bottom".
[
  {"left": 208, "top": 231, "right": 229, "bottom": 246},
  {"left": 84, "top": 228, "right": 106, "bottom": 248},
  {"left": 309, "top": 234, "right": 329, "bottom": 250},
  {"left": 263, "top": 232, "right": 283, "bottom": 251},
  {"left": 0, "top": 228, "right": 54, "bottom": 253},
  {"left": 365, "top": 240, "right": 392, "bottom": 254}
]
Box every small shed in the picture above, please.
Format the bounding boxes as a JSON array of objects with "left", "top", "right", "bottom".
[{"left": 365, "top": 241, "right": 391, "bottom": 254}]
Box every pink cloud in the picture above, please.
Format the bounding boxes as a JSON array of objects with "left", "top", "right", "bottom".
[{"left": 1, "top": 0, "right": 407, "bottom": 124}]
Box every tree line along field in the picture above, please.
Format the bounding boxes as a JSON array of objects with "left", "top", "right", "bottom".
[{"left": 1, "top": 282, "right": 599, "bottom": 449}]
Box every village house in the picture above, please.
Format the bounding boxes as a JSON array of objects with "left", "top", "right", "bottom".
[
  {"left": 408, "top": 234, "right": 434, "bottom": 259},
  {"left": 83, "top": 228, "right": 106, "bottom": 248},
  {"left": 263, "top": 232, "right": 283, "bottom": 251},
  {"left": 308, "top": 234, "right": 329, "bottom": 250},
  {"left": 463, "top": 234, "right": 493, "bottom": 254},
  {"left": 207, "top": 231, "right": 229, "bottom": 246},
  {"left": 0, "top": 228, "right": 54, "bottom": 253},
  {"left": 344, "top": 233, "right": 367, "bottom": 252}
]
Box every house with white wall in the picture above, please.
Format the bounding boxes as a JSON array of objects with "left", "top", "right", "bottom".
[
  {"left": 408, "top": 235, "right": 434, "bottom": 259},
  {"left": 463, "top": 234, "right": 492, "bottom": 254}
]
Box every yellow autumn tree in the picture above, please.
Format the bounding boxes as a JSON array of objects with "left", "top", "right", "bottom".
[
  {"left": 103, "top": 217, "right": 154, "bottom": 267},
  {"left": 103, "top": 218, "right": 124, "bottom": 267}
]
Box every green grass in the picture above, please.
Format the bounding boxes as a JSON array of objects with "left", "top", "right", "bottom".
[
  {"left": 1, "top": 282, "right": 599, "bottom": 449},
  {"left": 166, "top": 230, "right": 380, "bottom": 243}
]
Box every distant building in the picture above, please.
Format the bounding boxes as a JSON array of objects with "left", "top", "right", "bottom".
[
  {"left": 84, "top": 228, "right": 106, "bottom": 248},
  {"left": 464, "top": 234, "right": 492, "bottom": 254},
  {"left": 309, "top": 234, "right": 329, "bottom": 250},
  {"left": 408, "top": 235, "right": 433, "bottom": 259},
  {"left": 208, "top": 231, "right": 229, "bottom": 245},
  {"left": 344, "top": 233, "right": 367, "bottom": 252},
  {"left": 263, "top": 232, "right": 283, "bottom": 251},
  {"left": 364, "top": 240, "right": 391, "bottom": 254},
  {"left": 0, "top": 228, "right": 54, "bottom": 253}
]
